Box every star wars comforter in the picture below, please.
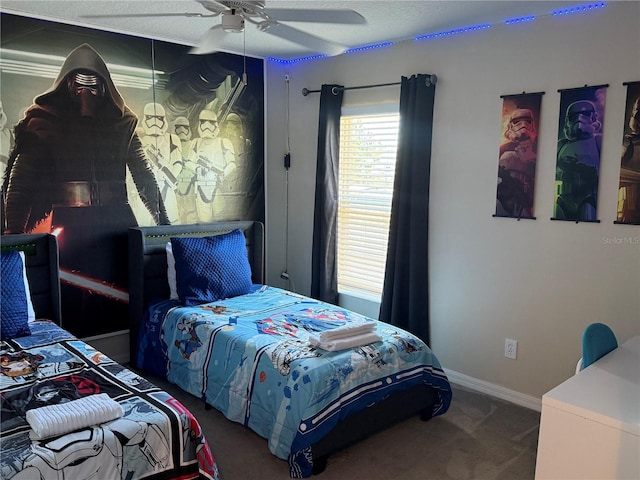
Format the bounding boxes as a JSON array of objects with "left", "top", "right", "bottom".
[
  {"left": 0, "top": 320, "right": 219, "bottom": 480},
  {"left": 136, "top": 286, "right": 452, "bottom": 478}
]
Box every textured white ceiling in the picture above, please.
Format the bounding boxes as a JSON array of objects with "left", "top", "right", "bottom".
[{"left": 1, "top": 1, "right": 595, "bottom": 59}]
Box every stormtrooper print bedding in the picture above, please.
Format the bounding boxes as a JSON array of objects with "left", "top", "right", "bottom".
[
  {"left": 0, "top": 320, "right": 219, "bottom": 480},
  {"left": 136, "top": 285, "right": 452, "bottom": 478}
]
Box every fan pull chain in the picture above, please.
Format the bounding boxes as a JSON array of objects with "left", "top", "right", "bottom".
[{"left": 242, "top": 27, "right": 248, "bottom": 85}]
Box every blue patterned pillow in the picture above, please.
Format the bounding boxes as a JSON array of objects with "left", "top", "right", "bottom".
[
  {"left": 171, "top": 229, "right": 253, "bottom": 306},
  {"left": 1, "top": 250, "right": 32, "bottom": 340}
]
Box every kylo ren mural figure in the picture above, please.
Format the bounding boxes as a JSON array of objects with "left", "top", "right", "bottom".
[
  {"left": 1, "top": 13, "right": 265, "bottom": 338},
  {"left": 2, "top": 43, "right": 169, "bottom": 337}
]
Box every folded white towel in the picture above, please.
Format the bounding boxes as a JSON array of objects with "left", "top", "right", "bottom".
[
  {"left": 26, "top": 393, "right": 124, "bottom": 440},
  {"left": 317, "top": 322, "right": 376, "bottom": 342},
  {"left": 309, "top": 332, "right": 383, "bottom": 352}
]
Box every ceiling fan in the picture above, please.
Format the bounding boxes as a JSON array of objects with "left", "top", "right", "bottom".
[{"left": 81, "top": 0, "right": 366, "bottom": 57}]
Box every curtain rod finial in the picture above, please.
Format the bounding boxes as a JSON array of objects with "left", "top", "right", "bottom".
[
  {"left": 302, "top": 88, "right": 310, "bottom": 96},
  {"left": 426, "top": 74, "right": 438, "bottom": 87}
]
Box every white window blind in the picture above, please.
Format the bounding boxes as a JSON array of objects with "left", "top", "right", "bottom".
[{"left": 338, "top": 110, "right": 399, "bottom": 300}]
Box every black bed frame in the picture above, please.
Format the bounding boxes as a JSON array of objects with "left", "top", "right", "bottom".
[
  {"left": 127, "top": 221, "right": 437, "bottom": 475},
  {"left": 127, "top": 220, "right": 265, "bottom": 361},
  {"left": 0, "top": 233, "right": 62, "bottom": 326}
]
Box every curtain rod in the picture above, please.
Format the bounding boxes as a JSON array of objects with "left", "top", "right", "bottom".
[{"left": 301, "top": 74, "right": 437, "bottom": 96}]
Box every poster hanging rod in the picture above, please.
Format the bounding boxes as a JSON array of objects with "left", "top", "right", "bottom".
[
  {"left": 499, "top": 91, "right": 545, "bottom": 98},
  {"left": 301, "top": 74, "right": 437, "bottom": 96},
  {"left": 557, "top": 83, "right": 609, "bottom": 93}
]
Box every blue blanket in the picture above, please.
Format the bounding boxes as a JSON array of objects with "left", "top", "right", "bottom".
[{"left": 138, "top": 286, "right": 452, "bottom": 478}]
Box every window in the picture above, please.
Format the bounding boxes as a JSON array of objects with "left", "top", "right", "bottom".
[{"left": 338, "top": 106, "right": 399, "bottom": 301}]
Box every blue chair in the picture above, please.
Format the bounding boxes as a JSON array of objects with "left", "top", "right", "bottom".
[{"left": 576, "top": 323, "right": 618, "bottom": 373}]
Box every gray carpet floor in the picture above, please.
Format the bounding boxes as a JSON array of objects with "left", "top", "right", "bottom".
[{"left": 146, "top": 373, "right": 541, "bottom": 480}]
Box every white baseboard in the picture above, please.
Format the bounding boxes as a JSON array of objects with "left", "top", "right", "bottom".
[{"left": 445, "top": 368, "right": 542, "bottom": 412}]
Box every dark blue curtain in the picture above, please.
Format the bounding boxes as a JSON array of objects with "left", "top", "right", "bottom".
[
  {"left": 379, "top": 74, "right": 436, "bottom": 344},
  {"left": 310, "top": 84, "right": 343, "bottom": 304}
]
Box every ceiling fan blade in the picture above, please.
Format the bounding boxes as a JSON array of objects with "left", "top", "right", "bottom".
[
  {"left": 195, "top": 0, "right": 228, "bottom": 15},
  {"left": 81, "top": 12, "right": 216, "bottom": 19},
  {"left": 262, "top": 8, "right": 366, "bottom": 25},
  {"left": 189, "top": 25, "right": 226, "bottom": 55},
  {"left": 260, "top": 22, "right": 347, "bottom": 56},
  {"left": 81, "top": 1, "right": 225, "bottom": 19}
]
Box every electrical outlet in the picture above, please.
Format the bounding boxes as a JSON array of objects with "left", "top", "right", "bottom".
[{"left": 504, "top": 338, "right": 518, "bottom": 360}]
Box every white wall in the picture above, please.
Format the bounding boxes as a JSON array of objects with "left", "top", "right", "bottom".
[{"left": 264, "top": 2, "right": 640, "bottom": 400}]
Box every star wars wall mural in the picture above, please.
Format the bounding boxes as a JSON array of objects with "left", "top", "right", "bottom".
[
  {"left": 495, "top": 92, "right": 544, "bottom": 220},
  {"left": 552, "top": 85, "right": 607, "bottom": 223},
  {"left": 617, "top": 81, "right": 640, "bottom": 225},
  {"left": 0, "top": 13, "right": 265, "bottom": 338}
]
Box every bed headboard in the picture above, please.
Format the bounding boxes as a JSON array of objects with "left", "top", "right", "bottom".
[
  {"left": 0, "top": 233, "right": 62, "bottom": 326},
  {"left": 128, "top": 221, "right": 265, "bottom": 359}
]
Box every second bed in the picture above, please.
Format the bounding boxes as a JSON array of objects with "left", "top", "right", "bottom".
[{"left": 128, "top": 221, "right": 452, "bottom": 478}]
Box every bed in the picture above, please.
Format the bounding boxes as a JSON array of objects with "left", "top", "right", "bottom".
[
  {"left": 128, "top": 221, "right": 452, "bottom": 478},
  {"left": 0, "top": 233, "right": 220, "bottom": 480}
]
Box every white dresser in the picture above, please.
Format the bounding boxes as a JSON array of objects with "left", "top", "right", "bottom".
[{"left": 535, "top": 336, "right": 640, "bottom": 480}]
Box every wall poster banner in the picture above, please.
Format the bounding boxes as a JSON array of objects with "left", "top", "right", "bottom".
[
  {"left": 494, "top": 92, "right": 543, "bottom": 220},
  {"left": 0, "top": 13, "right": 265, "bottom": 338},
  {"left": 616, "top": 81, "right": 640, "bottom": 225},
  {"left": 552, "top": 84, "right": 607, "bottom": 223}
]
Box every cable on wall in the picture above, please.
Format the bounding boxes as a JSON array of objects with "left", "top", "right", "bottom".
[
  {"left": 242, "top": 28, "right": 247, "bottom": 85},
  {"left": 281, "top": 73, "right": 294, "bottom": 291},
  {"left": 148, "top": 39, "right": 164, "bottom": 217}
]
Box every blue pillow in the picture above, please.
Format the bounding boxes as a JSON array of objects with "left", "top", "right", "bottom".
[
  {"left": 171, "top": 229, "right": 253, "bottom": 306},
  {"left": 1, "top": 250, "right": 32, "bottom": 340}
]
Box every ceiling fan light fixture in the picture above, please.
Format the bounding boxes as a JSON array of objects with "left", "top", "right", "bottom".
[{"left": 222, "top": 12, "right": 245, "bottom": 32}]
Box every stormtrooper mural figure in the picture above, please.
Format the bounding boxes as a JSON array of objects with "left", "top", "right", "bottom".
[
  {"left": 172, "top": 116, "right": 193, "bottom": 152},
  {"left": 140, "top": 102, "right": 182, "bottom": 223},
  {"left": 219, "top": 113, "right": 250, "bottom": 171},
  {"left": 497, "top": 108, "right": 538, "bottom": 218},
  {"left": 172, "top": 116, "right": 198, "bottom": 224},
  {"left": 555, "top": 100, "right": 603, "bottom": 221},
  {"left": 219, "top": 112, "right": 254, "bottom": 218},
  {"left": 183, "top": 108, "right": 236, "bottom": 222}
]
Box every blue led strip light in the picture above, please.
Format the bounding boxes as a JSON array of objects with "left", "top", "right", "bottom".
[
  {"left": 269, "top": 2, "right": 607, "bottom": 64},
  {"left": 345, "top": 42, "right": 394, "bottom": 54},
  {"left": 414, "top": 23, "right": 491, "bottom": 41},
  {"left": 552, "top": 2, "right": 606, "bottom": 16},
  {"left": 269, "top": 54, "right": 328, "bottom": 64},
  {"left": 504, "top": 15, "right": 536, "bottom": 25}
]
